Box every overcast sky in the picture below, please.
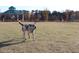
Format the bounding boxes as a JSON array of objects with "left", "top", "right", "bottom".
[{"left": 0, "top": 0, "right": 79, "bottom": 12}]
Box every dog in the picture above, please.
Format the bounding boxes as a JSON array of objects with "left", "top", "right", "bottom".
[{"left": 18, "top": 20, "right": 36, "bottom": 40}]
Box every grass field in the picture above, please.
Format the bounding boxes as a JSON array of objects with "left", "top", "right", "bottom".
[{"left": 0, "top": 22, "right": 79, "bottom": 53}]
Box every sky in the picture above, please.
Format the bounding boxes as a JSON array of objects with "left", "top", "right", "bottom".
[{"left": 0, "top": 0, "right": 79, "bottom": 12}]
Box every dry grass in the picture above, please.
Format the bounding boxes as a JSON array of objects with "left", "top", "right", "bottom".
[{"left": 0, "top": 22, "right": 79, "bottom": 53}]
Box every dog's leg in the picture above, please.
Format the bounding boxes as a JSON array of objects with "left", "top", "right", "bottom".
[
  {"left": 33, "top": 30, "right": 36, "bottom": 40},
  {"left": 32, "top": 32, "right": 35, "bottom": 40},
  {"left": 23, "top": 31, "right": 26, "bottom": 40},
  {"left": 27, "top": 32, "right": 30, "bottom": 39}
]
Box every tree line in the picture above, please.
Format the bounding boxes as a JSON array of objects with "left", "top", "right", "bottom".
[{"left": 0, "top": 6, "right": 79, "bottom": 22}]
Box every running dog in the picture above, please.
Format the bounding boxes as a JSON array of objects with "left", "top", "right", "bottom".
[{"left": 18, "top": 20, "right": 36, "bottom": 40}]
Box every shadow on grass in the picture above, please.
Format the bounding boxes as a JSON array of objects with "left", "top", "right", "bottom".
[{"left": 0, "top": 39, "right": 25, "bottom": 48}]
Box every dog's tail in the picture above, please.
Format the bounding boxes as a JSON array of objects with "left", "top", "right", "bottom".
[{"left": 17, "top": 20, "right": 24, "bottom": 26}]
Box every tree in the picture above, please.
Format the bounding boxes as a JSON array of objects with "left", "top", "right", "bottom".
[
  {"left": 44, "top": 8, "right": 49, "bottom": 21},
  {"left": 52, "top": 11, "right": 58, "bottom": 21}
]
